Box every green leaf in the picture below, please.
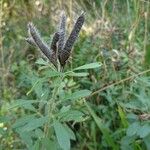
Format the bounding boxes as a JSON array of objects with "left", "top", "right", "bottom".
[
  {"left": 137, "top": 124, "right": 150, "bottom": 138},
  {"left": 41, "top": 138, "right": 59, "bottom": 150},
  {"left": 117, "top": 106, "right": 128, "bottom": 128},
  {"left": 66, "top": 71, "right": 89, "bottom": 77},
  {"left": 59, "top": 110, "right": 85, "bottom": 122},
  {"left": 64, "top": 125, "right": 76, "bottom": 140},
  {"left": 127, "top": 122, "right": 140, "bottom": 137},
  {"left": 26, "top": 78, "right": 44, "bottom": 97},
  {"left": 144, "top": 135, "right": 150, "bottom": 150},
  {"left": 43, "top": 70, "right": 63, "bottom": 78},
  {"left": 73, "top": 62, "right": 101, "bottom": 70},
  {"left": 19, "top": 131, "right": 33, "bottom": 148},
  {"left": 21, "top": 116, "right": 48, "bottom": 132},
  {"left": 53, "top": 120, "right": 70, "bottom": 150},
  {"left": 144, "top": 44, "right": 150, "bottom": 69},
  {"left": 8, "top": 100, "right": 38, "bottom": 109},
  {"left": 63, "top": 90, "right": 91, "bottom": 101},
  {"left": 35, "top": 58, "right": 48, "bottom": 65},
  {"left": 34, "top": 129, "right": 45, "bottom": 138},
  {"left": 22, "top": 103, "right": 36, "bottom": 112},
  {"left": 12, "top": 115, "right": 35, "bottom": 129},
  {"left": 85, "top": 101, "right": 119, "bottom": 150},
  {"left": 31, "top": 139, "right": 40, "bottom": 150}
]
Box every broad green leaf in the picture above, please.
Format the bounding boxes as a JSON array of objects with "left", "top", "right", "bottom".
[
  {"left": 121, "top": 136, "right": 136, "bottom": 150},
  {"left": 126, "top": 122, "right": 140, "bottom": 137},
  {"left": 8, "top": 100, "right": 38, "bottom": 109},
  {"left": 137, "top": 124, "right": 150, "bottom": 138},
  {"left": 73, "top": 62, "right": 101, "bottom": 70},
  {"left": 60, "top": 105, "right": 71, "bottom": 113},
  {"left": 53, "top": 120, "right": 70, "bottom": 150},
  {"left": 41, "top": 138, "right": 59, "bottom": 150},
  {"left": 12, "top": 115, "right": 35, "bottom": 129},
  {"left": 64, "top": 125, "right": 76, "bottom": 140},
  {"left": 31, "top": 139, "right": 40, "bottom": 150},
  {"left": 35, "top": 129, "right": 45, "bottom": 138},
  {"left": 0, "top": 116, "right": 12, "bottom": 123},
  {"left": 21, "top": 116, "right": 48, "bottom": 132},
  {"left": 22, "top": 103, "right": 36, "bottom": 112},
  {"left": 85, "top": 101, "right": 119, "bottom": 150},
  {"left": 144, "top": 135, "right": 150, "bottom": 150},
  {"left": 19, "top": 131, "right": 33, "bottom": 148},
  {"left": 63, "top": 90, "right": 91, "bottom": 101},
  {"left": 59, "top": 110, "right": 85, "bottom": 122}
]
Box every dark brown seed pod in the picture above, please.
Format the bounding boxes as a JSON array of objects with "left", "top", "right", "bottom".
[
  {"left": 27, "top": 22, "right": 57, "bottom": 67},
  {"left": 50, "top": 32, "right": 59, "bottom": 53},
  {"left": 58, "top": 11, "right": 66, "bottom": 54},
  {"left": 59, "top": 12, "right": 85, "bottom": 67}
]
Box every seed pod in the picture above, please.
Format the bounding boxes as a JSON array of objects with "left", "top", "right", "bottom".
[
  {"left": 25, "top": 37, "right": 36, "bottom": 47},
  {"left": 27, "top": 22, "right": 57, "bottom": 67},
  {"left": 58, "top": 11, "right": 66, "bottom": 53},
  {"left": 59, "top": 12, "right": 85, "bottom": 66},
  {"left": 50, "top": 32, "right": 59, "bottom": 53}
]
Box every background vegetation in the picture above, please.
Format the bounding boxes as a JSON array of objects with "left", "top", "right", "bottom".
[{"left": 0, "top": 0, "right": 150, "bottom": 150}]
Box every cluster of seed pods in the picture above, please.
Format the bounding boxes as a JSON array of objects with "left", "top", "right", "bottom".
[{"left": 26, "top": 11, "right": 85, "bottom": 69}]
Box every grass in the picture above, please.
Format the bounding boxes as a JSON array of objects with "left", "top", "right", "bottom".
[{"left": 0, "top": 0, "right": 150, "bottom": 150}]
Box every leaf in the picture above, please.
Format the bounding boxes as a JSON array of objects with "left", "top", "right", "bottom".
[
  {"left": 137, "top": 124, "right": 150, "bottom": 138},
  {"left": 31, "top": 139, "right": 40, "bottom": 150},
  {"left": 85, "top": 101, "right": 119, "bottom": 150},
  {"left": 60, "top": 105, "right": 71, "bottom": 113},
  {"left": 12, "top": 115, "right": 35, "bottom": 129},
  {"left": 144, "top": 135, "right": 150, "bottom": 150},
  {"left": 126, "top": 122, "right": 140, "bottom": 137},
  {"left": 43, "top": 70, "right": 63, "bottom": 78},
  {"left": 8, "top": 100, "right": 38, "bottom": 109},
  {"left": 66, "top": 71, "right": 89, "bottom": 77},
  {"left": 19, "top": 131, "right": 33, "bottom": 148},
  {"left": 59, "top": 110, "right": 85, "bottom": 122},
  {"left": 22, "top": 103, "right": 36, "bottom": 112},
  {"left": 117, "top": 106, "right": 128, "bottom": 128},
  {"left": 35, "top": 58, "right": 48, "bottom": 65},
  {"left": 53, "top": 120, "right": 70, "bottom": 150},
  {"left": 34, "top": 129, "right": 45, "bottom": 138},
  {"left": 144, "top": 44, "right": 150, "bottom": 69},
  {"left": 63, "top": 90, "right": 91, "bottom": 101},
  {"left": 41, "top": 138, "right": 59, "bottom": 150},
  {"left": 64, "top": 125, "right": 76, "bottom": 140},
  {"left": 21, "top": 116, "right": 48, "bottom": 132},
  {"left": 26, "top": 78, "right": 44, "bottom": 97},
  {"left": 73, "top": 62, "right": 101, "bottom": 70}
]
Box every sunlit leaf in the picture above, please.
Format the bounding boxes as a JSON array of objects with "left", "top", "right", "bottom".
[{"left": 73, "top": 62, "right": 101, "bottom": 70}]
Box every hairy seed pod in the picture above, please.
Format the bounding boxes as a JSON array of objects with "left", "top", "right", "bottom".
[
  {"left": 25, "top": 37, "right": 36, "bottom": 47},
  {"left": 58, "top": 11, "right": 66, "bottom": 53},
  {"left": 27, "top": 22, "right": 57, "bottom": 67},
  {"left": 59, "top": 12, "right": 85, "bottom": 66},
  {"left": 50, "top": 32, "right": 59, "bottom": 53}
]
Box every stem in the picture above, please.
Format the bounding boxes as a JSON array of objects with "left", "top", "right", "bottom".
[
  {"left": 0, "top": 0, "right": 6, "bottom": 97},
  {"left": 90, "top": 68, "right": 150, "bottom": 97},
  {"left": 44, "top": 74, "right": 64, "bottom": 138}
]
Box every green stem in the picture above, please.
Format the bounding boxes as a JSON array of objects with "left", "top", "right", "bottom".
[{"left": 44, "top": 74, "right": 64, "bottom": 138}]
